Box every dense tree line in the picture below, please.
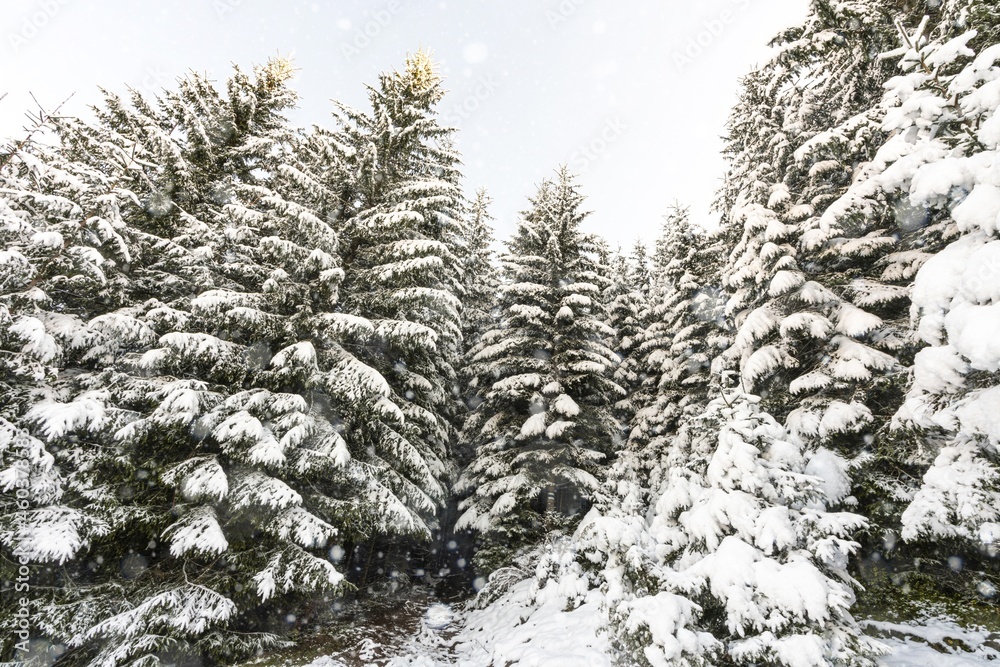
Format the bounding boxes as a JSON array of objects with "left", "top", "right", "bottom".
[{"left": 2, "top": 0, "right": 1000, "bottom": 664}]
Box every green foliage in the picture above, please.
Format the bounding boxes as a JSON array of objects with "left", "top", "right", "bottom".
[
  {"left": 456, "top": 168, "right": 621, "bottom": 572},
  {"left": 0, "top": 54, "right": 469, "bottom": 666}
]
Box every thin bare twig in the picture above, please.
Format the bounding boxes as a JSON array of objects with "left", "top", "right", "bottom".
[{"left": 0, "top": 92, "right": 74, "bottom": 170}]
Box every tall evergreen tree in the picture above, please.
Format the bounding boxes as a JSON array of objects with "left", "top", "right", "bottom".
[
  {"left": 624, "top": 211, "right": 729, "bottom": 499},
  {"left": 453, "top": 188, "right": 498, "bottom": 471},
  {"left": 458, "top": 188, "right": 499, "bottom": 391},
  {"left": 317, "top": 51, "right": 468, "bottom": 543},
  {"left": 0, "top": 112, "right": 124, "bottom": 661},
  {"left": 774, "top": 6, "right": 1000, "bottom": 593},
  {"left": 0, "top": 59, "right": 443, "bottom": 666},
  {"left": 871, "top": 29, "right": 1000, "bottom": 595},
  {"left": 605, "top": 242, "right": 651, "bottom": 429},
  {"left": 581, "top": 391, "right": 882, "bottom": 667},
  {"left": 713, "top": 2, "right": 956, "bottom": 537},
  {"left": 456, "top": 169, "right": 621, "bottom": 572}
]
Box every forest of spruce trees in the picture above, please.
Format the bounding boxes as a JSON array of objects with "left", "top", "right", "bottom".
[{"left": 3, "top": 0, "right": 1000, "bottom": 665}]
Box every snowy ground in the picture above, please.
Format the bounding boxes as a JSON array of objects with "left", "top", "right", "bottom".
[
  {"left": 868, "top": 617, "right": 1000, "bottom": 667},
  {"left": 248, "top": 586, "right": 1000, "bottom": 667}
]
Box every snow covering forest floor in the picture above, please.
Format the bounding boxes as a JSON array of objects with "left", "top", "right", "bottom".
[{"left": 240, "top": 588, "right": 1000, "bottom": 667}]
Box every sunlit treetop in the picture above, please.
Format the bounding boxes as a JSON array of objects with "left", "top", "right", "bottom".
[
  {"left": 393, "top": 48, "right": 444, "bottom": 104},
  {"left": 258, "top": 55, "right": 298, "bottom": 93}
]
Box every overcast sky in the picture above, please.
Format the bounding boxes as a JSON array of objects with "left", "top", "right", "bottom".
[{"left": 1, "top": 0, "right": 808, "bottom": 249}]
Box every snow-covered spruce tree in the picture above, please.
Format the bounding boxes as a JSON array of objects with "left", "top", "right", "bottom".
[
  {"left": 622, "top": 208, "right": 729, "bottom": 504},
  {"left": 775, "top": 6, "right": 975, "bottom": 528},
  {"left": 579, "top": 391, "right": 882, "bottom": 667},
  {"left": 871, "top": 31, "right": 1000, "bottom": 595},
  {"left": 457, "top": 169, "right": 622, "bottom": 573},
  {"left": 463, "top": 213, "right": 725, "bottom": 666},
  {"left": 435, "top": 187, "right": 499, "bottom": 593},
  {"left": 458, "top": 188, "right": 499, "bottom": 410},
  {"left": 0, "top": 115, "right": 126, "bottom": 661},
  {"left": 552, "top": 207, "right": 726, "bottom": 666},
  {"left": 714, "top": 3, "right": 962, "bottom": 545},
  {"left": 605, "top": 241, "right": 651, "bottom": 430},
  {"left": 718, "top": 0, "right": 909, "bottom": 417},
  {"left": 316, "top": 53, "right": 468, "bottom": 566},
  {"left": 7, "top": 61, "right": 427, "bottom": 666},
  {"left": 766, "top": 9, "right": 1000, "bottom": 599},
  {"left": 650, "top": 204, "right": 692, "bottom": 296}
]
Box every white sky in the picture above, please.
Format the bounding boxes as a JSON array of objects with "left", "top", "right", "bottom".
[{"left": 0, "top": 0, "right": 808, "bottom": 248}]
